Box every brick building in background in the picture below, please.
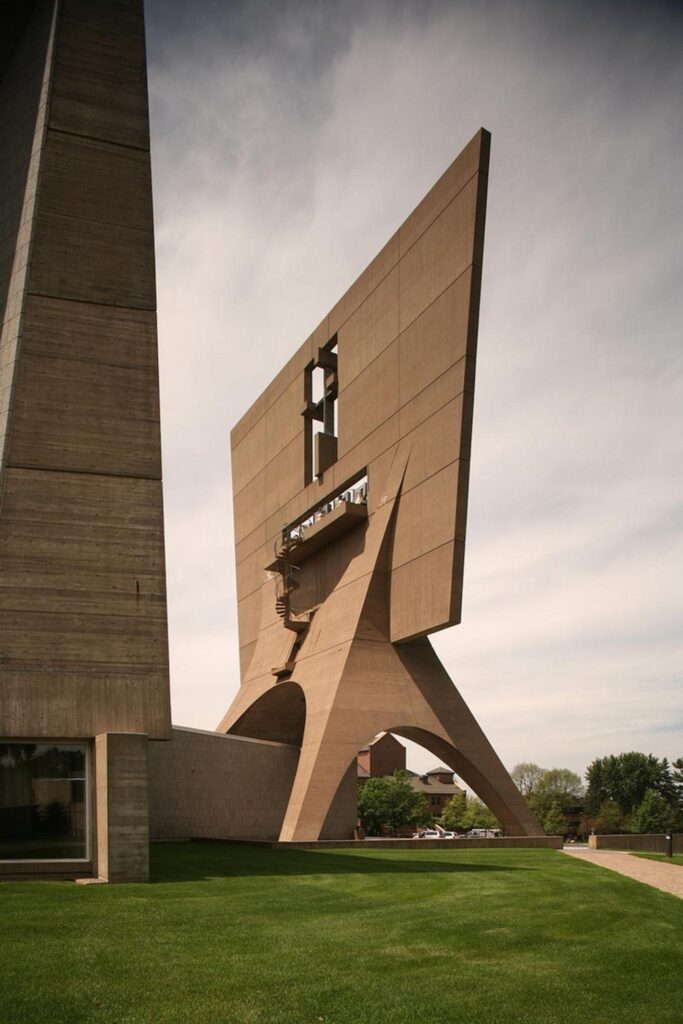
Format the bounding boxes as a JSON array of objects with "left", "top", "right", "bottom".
[{"left": 357, "top": 734, "right": 466, "bottom": 816}]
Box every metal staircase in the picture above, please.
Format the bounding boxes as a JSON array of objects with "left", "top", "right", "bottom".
[{"left": 271, "top": 536, "right": 308, "bottom": 634}]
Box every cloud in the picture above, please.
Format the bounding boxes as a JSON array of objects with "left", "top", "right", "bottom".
[{"left": 145, "top": 0, "right": 683, "bottom": 776}]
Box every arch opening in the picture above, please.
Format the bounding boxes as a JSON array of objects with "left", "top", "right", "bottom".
[{"left": 227, "top": 682, "right": 306, "bottom": 747}]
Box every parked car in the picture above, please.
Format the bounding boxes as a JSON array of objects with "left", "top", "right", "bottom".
[
  {"left": 439, "top": 831, "right": 457, "bottom": 839},
  {"left": 413, "top": 830, "right": 442, "bottom": 840},
  {"left": 466, "top": 828, "right": 500, "bottom": 838}
]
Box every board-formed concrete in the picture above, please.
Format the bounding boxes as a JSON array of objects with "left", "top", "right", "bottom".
[
  {"left": 219, "top": 130, "right": 543, "bottom": 841},
  {"left": 0, "top": 0, "right": 170, "bottom": 880}
]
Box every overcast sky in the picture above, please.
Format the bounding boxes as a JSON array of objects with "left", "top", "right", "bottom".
[{"left": 143, "top": 0, "right": 683, "bottom": 779}]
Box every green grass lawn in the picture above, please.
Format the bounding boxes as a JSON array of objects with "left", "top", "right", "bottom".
[
  {"left": 1, "top": 843, "right": 682, "bottom": 1024},
  {"left": 631, "top": 852, "right": 683, "bottom": 867}
]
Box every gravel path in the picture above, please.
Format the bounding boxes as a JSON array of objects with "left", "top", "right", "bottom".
[{"left": 563, "top": 847, "right": 683, "bottom": 899}]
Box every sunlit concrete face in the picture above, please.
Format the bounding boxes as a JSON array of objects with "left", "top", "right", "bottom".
[
  {"left": 220, "top": 129, "right": 543, "bottom": 841},
  {"left": 0, "top": 0, "right": 170, "bottom": 880}
]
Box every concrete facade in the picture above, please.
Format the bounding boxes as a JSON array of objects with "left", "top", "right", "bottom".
[
  {"left": 0, "top": 0, "right": 169, "bottom": 880},
  {"left": 219, "top": 130, "right": 543, "bottom": 842}
]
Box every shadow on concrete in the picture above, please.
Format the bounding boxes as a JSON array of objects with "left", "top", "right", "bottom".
[{"left": 149, "top": 840, "right": 532, "bottom": 884}]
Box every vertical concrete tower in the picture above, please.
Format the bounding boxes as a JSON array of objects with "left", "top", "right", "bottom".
[
  {"left": 219, "top": 130, "right": 543, "bottom": 841},
  {"left": 0, "top": 0, "right": 170, "bottom": 880}
]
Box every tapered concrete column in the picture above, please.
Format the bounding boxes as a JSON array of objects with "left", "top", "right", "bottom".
[{"left": 95, "top": 733, "right": 149, "bottom": 883}]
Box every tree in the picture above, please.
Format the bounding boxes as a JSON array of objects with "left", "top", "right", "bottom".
[
  {"left": 438, "top": 794, "right": 500, "bottom": 833},
  {"left": 462, "top": 798, "right": 500, "bottom": 831},
  {"left": 542, "top": 801, "right": 566, "bottom": 836},
  {"left": 596, "top": 799, "right": 628, "bottom": 834},
  {"left": 632, "top": 790, "right": 675, "bottom": 834},
  {"left": 357, "top": 772, "right": 432, "bottom": 836},
  {"left": 673, "top": 758, "right": 683, "bottom": 806},
  {"left": 585, "top": 753, "right": 677, "bottom": 816},
  {"left": 511, "top": 762, "right": 545, "bottom": 797},
  {"left": 439, "top": 794, "right": 468, "bottom": 831},
  {"left": 530, "top": 768, "right": 584, "bottom": 820}
]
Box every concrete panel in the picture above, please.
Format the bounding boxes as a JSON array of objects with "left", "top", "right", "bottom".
[
  {"left": 30, "top": 208, "right": 155, "bottom": 310},
  {"left": 398, "top": 129, "right": 488, "bottom": 255},
  {"left": 20, "top": 294, "right": 159, "bottom": 369},
  {"left": 400, "top": 397, "right": 465, "bottom": 494},
  {"left": 9, "top": 350, "right": 161, "bottom": 477},
  {"left": 328, "top": 232, "right": 398, "bottom": 337},
  {"left": 49, "top": 0, "right": 150, "bottom": 150},
  {"left": 265, "top": 375, "right": 304, "bottom": 463},
  {"left": 398, "top": 175, "right": 479, "bottom": 333},
  {"left": 338, "top": 341, "right": 399, "bottom": 456},
  {"left": 231, "top": 413, "right": 266, "bottom": 497},
  {"left": 233, "top": 469, "right": 266, "bottom": 543},
  {"left": 392, "top": 462, "right": 462, "bottom": 568},
  {"left": 397, "top": 269, "right": 474, "bottom": 407},
  {"left": 389, "top": 541, "right": 456, "bottom": 642},
  {"left": 265, "top": 430, "right": 305, "bottom": 520},
  {"left": 96, "top": 732, "right": 149, "bottom": 883},
  {"left": 398, "top": 357, "right": 474, "bottom": 437},
  {"left": 337, "top": 266, "right": 399, "bottom": 391},
  {"left": 237, "top": 588, "right": 262, "bottom": 653}
]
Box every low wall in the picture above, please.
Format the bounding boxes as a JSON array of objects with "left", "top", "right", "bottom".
[
  {"left": 273, "top": 836, "right": 563, "bottom": 850},
  {"left": 148, "top": 726, "right": 299, "bottom": 842},
  {"left": 588, "top": 833, "right": 683, "bottom": 853}
]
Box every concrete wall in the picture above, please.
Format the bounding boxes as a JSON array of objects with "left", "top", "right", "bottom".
[
  {"left": 589, "top": 833, "right": 683, "bottom": 854},
  {"left": 148, "top": 728, "right": 300, "bottom": 842}
]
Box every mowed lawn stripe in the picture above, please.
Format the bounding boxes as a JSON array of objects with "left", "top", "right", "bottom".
[{"left": 1, "top": 844, "right": 681, "bottom": 1024}]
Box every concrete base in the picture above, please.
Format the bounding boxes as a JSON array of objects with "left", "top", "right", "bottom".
[{"left": 589, "top": 833, "right": 683, "bottom": 854}]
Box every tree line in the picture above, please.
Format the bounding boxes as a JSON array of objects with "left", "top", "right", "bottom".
[
  {"left": 356, "top": 753, "right": 683, "bottom": 837},
  {"left": 512, "top": 753, "right": 683, "bottom": 836}
]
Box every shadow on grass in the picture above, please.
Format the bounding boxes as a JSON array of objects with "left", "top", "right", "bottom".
[{"left": 149, "top": 841, "right": 530, "bottom": 884}]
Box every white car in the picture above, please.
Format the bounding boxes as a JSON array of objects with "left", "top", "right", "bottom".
[{"left": 439, "top": 831, "right": 457, "bottom": 839}]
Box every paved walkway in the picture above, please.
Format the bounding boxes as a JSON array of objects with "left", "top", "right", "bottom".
[{"left": 563, "top": 847, "right": 683, "bottom": 900}]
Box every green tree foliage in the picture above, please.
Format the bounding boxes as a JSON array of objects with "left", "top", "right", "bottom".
[
  {"left": 542, "top": 801, "right": 566, "bottom": 836},
  {"left": 357, "top": 771, "right": 432, "bottom": 836},
  {"left": 672, "top": 758, "right": 683, "bottom": 807},
  {"left": 632, "top": 789, "right": 675, "bottom": 834},
  {"left": 438, "top": 794, "right": 500, "bottom": 832},
  {"left": 585, "top": 753, "right": 677, "bottom": 816},
  {"left": 439, "top": 794, "right": 468, "bottom": 831},
  {"left": 529, "top": 768, "right": 584, "bottom": 820},
  {"left": 595, "top": 799, "right": 629, "bottom": 834},
  {"left": 511, "top": 762, "right": 545, "bottom": 797}
]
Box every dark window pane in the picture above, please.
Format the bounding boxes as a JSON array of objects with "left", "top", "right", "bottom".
[{"left": 0, "top": 742, "right": 87, "bottom": 860}]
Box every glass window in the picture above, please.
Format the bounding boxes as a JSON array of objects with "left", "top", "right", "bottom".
[{"left": 0, "top": 742, "right": 87, "bottom": 861}]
